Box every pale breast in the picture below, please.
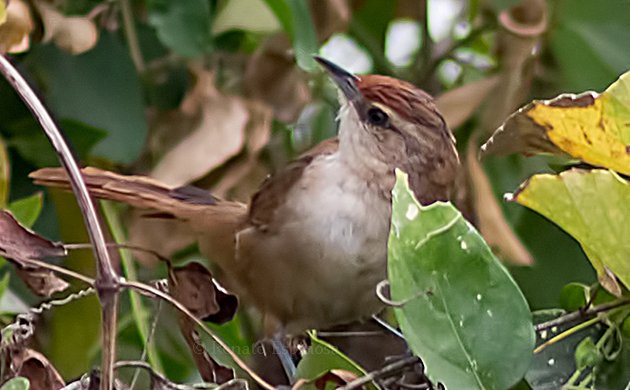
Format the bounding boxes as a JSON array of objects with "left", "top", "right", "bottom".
[{"left": 234, "top": 153, "right": 392, "bottom": 333}]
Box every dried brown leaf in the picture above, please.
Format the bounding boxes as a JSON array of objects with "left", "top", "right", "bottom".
[
  {"left": 244, "top": 33, "right": 310, "bottom": 122},
  {"left": 436, "top": 76, "right": 500, "bottom": 129},
  {"left": 310, "top": 0, "right": 351, "bottom": 41},
  {"left": 168, "top": 262, "right": 237, "bottom": 383},
  {"left": 36, "top": 1, "right": 98, "bottom": 54},
  {"left": 0, "top": 0, "right": 33, "bottom": 53},
  {"left": 466, "top": 140, "right": 533, "bottom": 266},
  {"left": 151, "top": 70, "right": 249, "bottom": 186},
  {"left": 168, "top": 262, "right": 238, "bottom": 323},
  {"left": 10, "top": 348, "right": 65, "bottom": 390},
  {"left": 0, "top": 210, "right": 69, "bottom": 296},
  {"left": 0, "top": 210, "right": 66, "bottom": 260}
]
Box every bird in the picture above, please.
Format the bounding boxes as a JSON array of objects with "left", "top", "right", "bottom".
[{"left": 30, "top": 57, "right": 460, "bottom": 336}]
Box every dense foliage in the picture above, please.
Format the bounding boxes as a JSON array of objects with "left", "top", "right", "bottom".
[{"left": 0, "top": 0, "right": 629, "bottom": 389}]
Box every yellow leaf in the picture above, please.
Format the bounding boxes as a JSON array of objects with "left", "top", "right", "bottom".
[
  {"left": 511, "top": 169, "right": 630, "bottom": 296},
  {"left": 482, "top": 71, "right": 630, "bottom": 175},
  {"left": 0, "top": 0, "right": 33, "bottom": 53},
  {"left": 0, "top": 1, "right": 7, "bottom": 25}
]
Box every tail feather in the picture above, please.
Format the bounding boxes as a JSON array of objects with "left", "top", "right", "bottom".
[{"left": 29, "top": 167, "right": 241, "bottom": 218}]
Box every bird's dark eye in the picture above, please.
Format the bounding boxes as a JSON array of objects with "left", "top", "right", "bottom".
[{"left": 367, "top": 107, "right": 389, "bottom": 127}]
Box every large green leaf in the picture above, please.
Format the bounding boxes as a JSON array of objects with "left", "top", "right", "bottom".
[
  {"left": 24, "top": 33, "right": 147, "bottom": 164},
  {"left": 285, "top": 0, "right": 318, "bottom": 72},
  {"left": 7, "top": 118, "right": 107, "bottom": 167},
  {"left": 550, "top": 0, "right": 630, "bottom": 92},
  {"left": 146, "top": 0, "right": 212, "bottom": 58},
  {"left": 511, "top": 169, "right": 630, "bottom": 295},
  {"left": 388, "top": 170, "right": 534, "bottom": 389}
]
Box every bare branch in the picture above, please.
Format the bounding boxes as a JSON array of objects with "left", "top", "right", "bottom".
[{"left": 0, "top": 54, "right": 119, "bottom": 390}]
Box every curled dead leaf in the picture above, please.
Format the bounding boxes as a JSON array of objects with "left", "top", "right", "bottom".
[
  {"left": 244, "top": 33, "right": 310, "bottom": 123},
  {"left": 35, "top": 1, "right": 95, "bottom": 52},
  {"left": 310, "top": 0, "right": 351, "bottom": 41},
  {"left": 168, "top": 262, "right": 238, "bottom": 323},
  {"left": 168, "top": 262, "right": 237, "bottom": 383},
  {"left": 6, "top": 349, "right": 65, "bottom": 390},
  {"left": 0, "top": 0, "right": 33, "bottom": 53},
  {"left": 36, "top": 1, "right": 98, "bottom": 54},
  {"left": 0, "top": 210, "right": 69, "bottom": 296},
  {"left": 466, "top": 139, "right": 534, "bottom": 266},
  {"left": 436, "top": 76, "right": 501, "bottom": 130},
  {"left": 151, "top": 69, "right": 249, "bottom": 186}
]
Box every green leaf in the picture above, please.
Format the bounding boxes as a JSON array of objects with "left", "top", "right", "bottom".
[
  {"left": 146, "top": 0, "right": 212, "bottom": 58},
  {"left": 575, "top": 337, "right": 602, "bottom": 369},
  {"left": 551, "top": 0, "right": 630, "bottom": 92},
  {"left": 526, "top": 309, "right": 602, "bottom": 389},
  {"left": 0, "top": 273, "right": 10, "bottom": 301},
  {"left": 24, "top": 33, "right": 147, "bottom": 164},
  {"left": 0, "top": 1, "right": 7, "bottom": 25},
  {"left": 512, "top": 169, "right": 630, "bottom": 295},
  {"left": 559, "top": 283, "right": 589, "bottom": 312},
  {"left": 0, "top": 136, "right": 8, "bottom": 207},
  {"left": 261, "top": 0, "right": 293, "bottom": 35},
  {"left": 7, "top": 118, "right": 107, "bottom": 167},
  {"left": 594, "top": 337, "right": 630, "bottom": 389},
  {"left": 8, "top": 192, "right": 43, "bottom": 228},
  {"left": 213, "top": 0, "right": 280, "bottom": 34},
  {"left": 296, "top": 331, "right": 369, "bottom": 389},
  {"left": 0, "top": 377, "right": 29, "bottom": 390},
  {"left": 285, "top": 0, "right": 318, "bottom": 72},
  {"left": 388, "top": 170, "right": 534, "bottom": 389}
]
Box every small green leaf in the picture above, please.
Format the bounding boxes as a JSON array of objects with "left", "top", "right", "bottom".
[
  {"left": 575, "top": 337, "right": 602, "bottom": 369},
  {"left": 296, "top": 331, "right": 369, "bottom": 389},
  {"left": 8, "top": 192, "right": 43, "bottom": 228},
  {"left": 0, "top": 273, "right": 10, "bottom": 300},
  {"left": 285, "top": 0, "right": 318, "bottom": 72},
  {"left": 388, "top": 170, "right": 534, "bottom": 389},
  {"left": 559, "top": 283, "right": 589, "bottom": 312},
  {"left": 147, "top": 0, "right": 212, "bottom": 58},
  {"left": 0, "top": 377, "right": 29, "bottom": 390}
]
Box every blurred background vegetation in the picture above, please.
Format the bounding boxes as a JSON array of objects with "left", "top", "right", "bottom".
[{"left": 1, "top": 0, "right": 630, "bottom": 386}]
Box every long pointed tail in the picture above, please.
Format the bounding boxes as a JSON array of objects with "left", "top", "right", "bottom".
[{"left": 30, "top": 167, "right": 246, "bottom": 220}]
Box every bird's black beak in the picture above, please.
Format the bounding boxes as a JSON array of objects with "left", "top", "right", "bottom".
[{"left": 314, "top": 56, "right": 362, "bottom": 105}]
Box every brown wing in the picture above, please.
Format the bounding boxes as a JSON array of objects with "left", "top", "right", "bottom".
[{"left": 248, "top": 137, "right": 339, "bottom": 228}]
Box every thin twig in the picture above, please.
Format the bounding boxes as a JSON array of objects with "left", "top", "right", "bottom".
[
  {"left": 120, "top": 279, "right": 275, "bottom": 390},
  {"left": 337, "top": 356, "right": 421, "bottom": 390},
  {"left": 17, "top": 253, "right": 273, "bottom": 389},
  {"left": 534, "top": 316, "right": 600, "bottom": 354},
  {"left": 18, "top": 257, "right": 95, "bottom": 285},
  {"left": 0, "top": 54, "right": 119, "bottom": 390},
  {"left": 119, "top": 0, "right": 145, "bottom": 73},
  {"left": 129, "top": 299, "right": 162, "bottom": 389},
  {"left": 535, "top": 298, "right": 630, "bottom": 332}
]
